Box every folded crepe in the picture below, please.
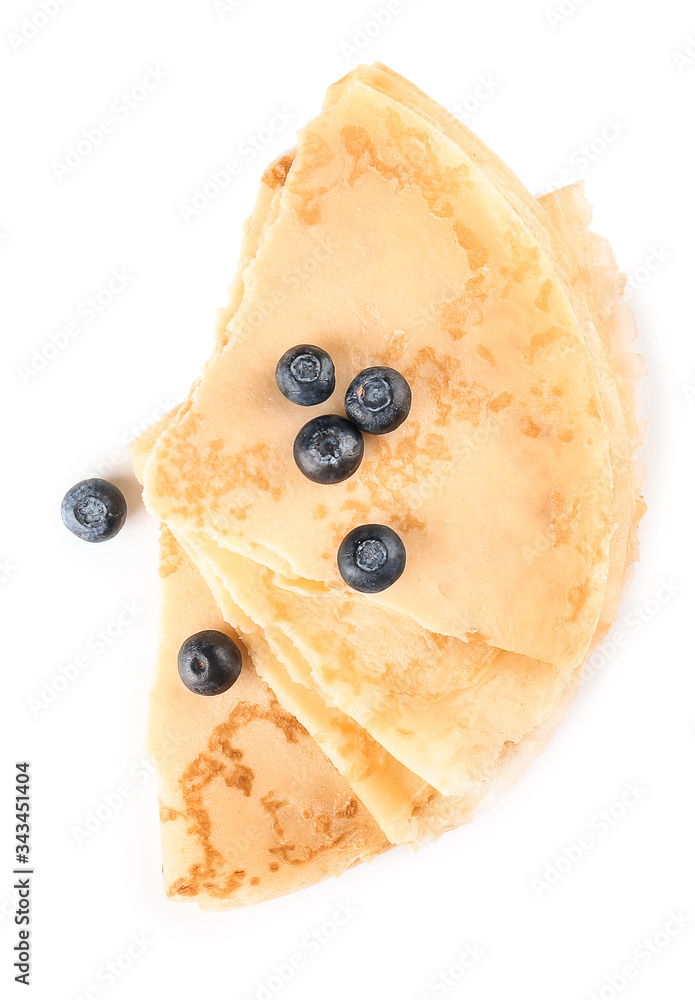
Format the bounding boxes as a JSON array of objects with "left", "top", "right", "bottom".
[
  {"left": 148, "top": 524, "right": 389, "bottom": 908},
  {"left": 132, "top": 64, "right": 643, "bottom": 909}
]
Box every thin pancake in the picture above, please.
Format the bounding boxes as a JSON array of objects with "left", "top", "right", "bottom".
[
  {"left": 143, "top": 72, "right": 614, "bottom": 670},
  {"left": 135, "top": 69, "right": 642, "bottom": 873},
  {"left": 150, "top": 526, "right": 388, "bottom": 909}
]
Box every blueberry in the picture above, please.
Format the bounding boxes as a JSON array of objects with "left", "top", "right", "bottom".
[
  {"left": 337, "top": 524, "right": 406, "bottom": 593},
  {"left": 61, "top": 478, "right": 127, "bottom": 542},
  {"left": 294, "top": 415, "right": 364, "bottom": 484},
  {"left": 276, "top": 344, "right": 335, "bottom": 406},
  {"left": 178, "top": 629, "right": 243, "bottom": 696},
  {"left": 344, "top": 366, "right": 412, "bottom": 434}
]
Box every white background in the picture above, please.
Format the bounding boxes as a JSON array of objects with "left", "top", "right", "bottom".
[{"left": 1, "top": 0, "right": 694, "bottom": 998}]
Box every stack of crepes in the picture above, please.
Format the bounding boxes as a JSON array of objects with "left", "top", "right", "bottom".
[{"left": 131, "top": 63, "right": 644, "bottom": 910}]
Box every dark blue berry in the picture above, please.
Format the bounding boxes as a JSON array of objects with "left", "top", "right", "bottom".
[
  {"left": 61, "top": 478, "right": 127, "bottom": 542},
  {"left": 294, "top": 415, "right": 364, "bottom": 484},
  {"left": 344, "top": 366, "right": 411, "bottom": 434},
  {"left": 276, "top": 344, "right": 335, "bottom": 406},
  {"left": 337, "top": 524, "right": 406, "bottom": 593},
  {"left": 178, "top": 629, "right": 243, "bottom": 696}
]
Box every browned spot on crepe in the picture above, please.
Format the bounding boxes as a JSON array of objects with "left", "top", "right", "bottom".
[
  {"left": 477, "top": 344, "right": 496, "bottom": 366},
  {"left": 489, "top": 391, "right": 512, "bottom": 413},
  {"left": 499, "top": 245, "right": 542, "bottom": 297},
  {"left": 336, "top": 798, "right": 359, "bottom": 819},
  {"left": 288, "top": 131, "right": 334, "bottom": 226},
  {"left": 262, "top": 152, "right": 296, "bottom": 190},
  {"left": 391, "top": 510, "right": 426, "bottom": 533},
  {"left": 170, "top": 694, "right": 371, "bottom": 900},
  {"left": 297, "top": 118, "right": 488, "bottom": 274},
  {"left": 566, "top": 578, "right": 592, "bottom": 623},
  {"left": 158, "top": 525, "right": 185, "bottom": 578},
  {"left": 520, "top": 416, "right": 541, "bottom": 438},
  {"left": 465, "top": 628, "right": 491, "bottom": 644},
  {"left": 521, "top": 326, "right": 566, "bottom": 365},
  {"left": 154, "top": 433, "right": 280, "bottom": 527},
  {"left": 549, "top": 490, "right": 583, "bottom": 549},
  {"left": 438, "top": 274, "right": 489, "bottom": 340},
  {"left": 452, "top": 222, "right": 490, "bottom": 270},
  {"left": 261, "top": 793, "right": 289, "bottom": 839},
  {"left": 534, "top": 279, "right": 553, "bottom": 313},
  {"left": 404, "top": 346, "right": 479, "bottom": 426}
]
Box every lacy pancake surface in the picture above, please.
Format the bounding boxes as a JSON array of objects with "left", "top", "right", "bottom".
[
  {"left": 144, "top": 72, "right": 614, "bottom": 670},
  {"left": 134, "top": 163, "right": 610, "bottom": 832},
  {"left": 162, "top": 171, "right": 643, "bottom": 798},
  {"left": 135, "top": 66, "right": 643, "bottom": 893},
  {"left": 150, "top": 526, "right": 388, "bottom": 909},
  {"left": 179, "top": 527, "right": 571, "bottom": 796}
]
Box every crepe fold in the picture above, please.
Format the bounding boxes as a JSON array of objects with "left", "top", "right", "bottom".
[{"left": 131, "top": 64, "right": 643, "bottom": 909}]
